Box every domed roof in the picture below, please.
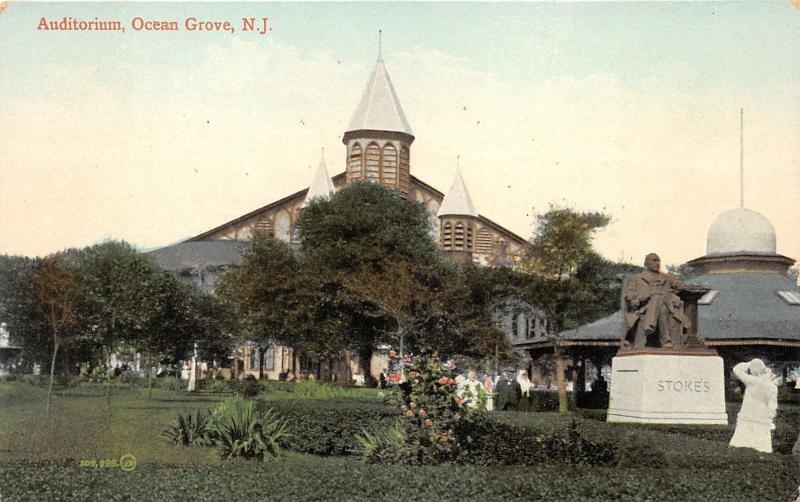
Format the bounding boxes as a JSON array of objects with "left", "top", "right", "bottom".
[{"left": 706, "top": 207, "right": 776, "bottom": 255}]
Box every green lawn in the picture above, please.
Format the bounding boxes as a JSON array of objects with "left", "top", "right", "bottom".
[{"left": 1, "top": 382, "right": 798, "bottom": 501}]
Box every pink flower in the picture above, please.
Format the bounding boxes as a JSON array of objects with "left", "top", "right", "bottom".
[
  {"left": 410, "top": 401, "right": 417, "bottom": 408},
  {"left": 418, "top": 409, "right": 427, "bottom": 417},
  {"left": 409, "top": 371, "right": 418, "bottom": 378},
  {"left": 447, "top": 378, "right": 456, "bottom": 386},
  {"left": 438, "top": 376, "right": 448, "bottom": 385},
  {"left": 424, "top": 419, "right": 433, "bottom": 427},
  {"left": 438, "top": 434, "right": 449, "bottom": 442},
  {"left": 405, "top": 410, "right": 413, "bottom": 417},
  {"left": 389, "top": 350, "right": 397, "bottom": 358}
]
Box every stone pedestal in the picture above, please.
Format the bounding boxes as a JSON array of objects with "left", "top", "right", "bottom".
[{"left": 607, "top": 352, "right": 728, "bottom": 425}]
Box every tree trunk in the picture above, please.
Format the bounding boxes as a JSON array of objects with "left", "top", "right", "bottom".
[
  {"left": 148, "top": 352, "right": 154, "bottom": 400},
  {"left": 46, "top": 338, "right": 60, "bottom": 414},
  {"left": 106, "top": 371, "right": 112, "bottom": 412},
  {"left": 555, "top": 354, "right": 568, "bottom": 414},
  {"left": 258, "top": 346, "right": 264, "bottom": 380}
]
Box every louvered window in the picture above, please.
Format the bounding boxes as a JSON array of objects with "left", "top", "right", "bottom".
[
  {"left": 349, "top": 143, "right": 363, "bottom": 181},
  {"left": 399, "top": 146, "right": 410, "bottom": 192},
  {"left": 381, "top": 144, "right": 397, "bottom": 186},
  {"left": 466, "top": 224, "right": 474, "bottom": 251},
  {"left": 454, "top": 222, "right": 465, "bottom": 250},
  {"left": 255, "top": 216, "right": 273, "bottom": 236},
  {"left": 365, "top": 143, "right": 380, "bottom": 181},
  {"left": 442, "top": 222, "right": 453, "bottom": 250},
  {"left": 476, "top": 229, "right": 492, "bottom": 254}
]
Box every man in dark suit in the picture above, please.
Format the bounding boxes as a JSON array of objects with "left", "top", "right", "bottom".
[{"left": 495, "top": 368, "right": 522, "bottom": 411}]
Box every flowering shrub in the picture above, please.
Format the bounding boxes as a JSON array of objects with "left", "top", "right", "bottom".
[{"left": 360, "top": 354, "right": 487, "bottom": 464}]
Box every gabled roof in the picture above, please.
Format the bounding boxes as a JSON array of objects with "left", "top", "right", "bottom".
[
  {"left": 303, "top": 153, "right": 336, "bottom": 206},
  {"left": 346, "top": 60, "right": 413, "bottom": 136},
  {"left": 438, "top": 168, "right": 478, "bottom": 218},
  {"left": 188, "top": 173, "right": 529, "bottom": 248}
]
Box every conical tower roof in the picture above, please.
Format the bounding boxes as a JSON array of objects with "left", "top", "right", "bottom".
[
  {"left": 303, "top": 151, "right": 336, "bottom": 206},
  {"left": 438, "top": 168, "right": 478, "bottom": 218},
  {"left": 345, "top": 60, "right": 413, "bottom": 136}
]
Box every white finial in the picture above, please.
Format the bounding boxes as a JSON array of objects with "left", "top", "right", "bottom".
[
  {"left": 740, "top": 108, "right": 744, "bottom": 208},
  {"left": 378, "top": 30, "right": 383, "bottom": 62},
  {"left": 457, "top": 154, "right": 460, "bottom": 170}
]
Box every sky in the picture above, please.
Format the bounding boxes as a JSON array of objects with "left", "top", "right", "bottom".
[{"left": 1, "top": 2, "right": 799, "bottom": 267}]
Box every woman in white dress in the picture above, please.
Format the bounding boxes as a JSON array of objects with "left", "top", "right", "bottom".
[{"left": 729, "top": 358, "right": 778, "bottom": 453}]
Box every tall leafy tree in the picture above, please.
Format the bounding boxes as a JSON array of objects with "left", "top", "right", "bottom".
[
  {"left": 522, "top": 206, "right": 612, "bottom": 332},
  {"left": 296, "top": 182, "right": 450, "bottom": 381},
  {"left": 77, "top": 241, "right": 166, "bottom": 364},
  {"left": 31, "top": 256, "right": 82, "bottom": 413},
  {"left": 0, "top": 255, "right": 48, "bottom": 369},
  {"left": 520, "top": 207, "right": 611, "bottom": 413},
  {"left": 217, "top": 233, "right": 304, "bottom": 378}
]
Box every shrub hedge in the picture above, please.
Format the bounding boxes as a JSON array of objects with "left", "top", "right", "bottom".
[
  {"left": 1, "top": 454, "right": 798, "bottom": 501},
  {"left": 257, "top": 398, "right": 398, "bottom": 456}
]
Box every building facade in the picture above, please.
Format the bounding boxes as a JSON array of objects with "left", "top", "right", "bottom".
[{"left": 150, "top": 56, "right": 532, "bottom": 382}]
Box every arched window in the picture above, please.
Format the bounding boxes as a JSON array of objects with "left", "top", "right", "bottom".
[
  {"left": 349, "top": 143, "right": 363, "bottom": 181},
  {"left": 381, "top": 144, "right": 397, "bottom": 186},
  {"left": 274, "top": 210, "right": 291, "bottom": 242},
  {"left": 454, "top": 222, "right": 465, "bottom": 250},
  {"left": 466, "top": 223, "right": 474, "bottom": 251},
  {"left": 399, "top": 146, "right": 410, "bottom": 192},
  {"left": 365, "top": 143, "right": 380, "bottom": 182},
  {"left": 442, "top": 222, "right": 453, "bottom": 250}
]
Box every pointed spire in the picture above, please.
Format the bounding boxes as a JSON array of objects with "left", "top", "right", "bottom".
[
  {"left": 303, "top": 149, "right": 336, "bottom": 206},
  {"left": 378, "top": 29, "right": 383, "bottom": 62},
  {"left": 438, "top": 163, "right": 478, "bottom": 218},
  {"left": 345, "top": 54, "right": 413, "bottom": 136}
]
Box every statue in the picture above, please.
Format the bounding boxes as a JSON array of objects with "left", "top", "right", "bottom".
[
  {"left": 729, "top": 359, "right": 778, "bottom": 453},
  {"left": 622, "top": 253, "right": 691, "bottom": 349}
]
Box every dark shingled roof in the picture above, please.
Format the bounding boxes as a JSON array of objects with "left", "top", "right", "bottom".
[
  {"left": 560, "top": 311, "right": 624, "bottom": 341},
  {"left": 550, "top": 271, "right": 800, "bottom": 345},
  {"left": 688, "top": 272, "right": 800, "bottom": 341},
  {"left": 148, "top": 240, "right": 248, "bottom": 272}
]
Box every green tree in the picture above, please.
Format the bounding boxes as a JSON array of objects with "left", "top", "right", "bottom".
[
  {"left": 217, "top": 233, "right": 304, "bottom": 378},
  {"left": 77, "top": 242, "right": 165, "bottom": 364},
  {"left": 521, "top": 207, "right": 611, "bottom": 413},
  {"left": 0, "top": 255, "right": 49, "bottom": 370},
  {"left": 297, "top": 182, "right": 449, "bottom": 382},
  {"left": 522, "top": 207, "right": 612, "bottom": 332},
  {"left": 31, "top": 256, "right": 82, "bottom": 413},
  {"left": 444, "top": 264, "right": 525, "bottom": 362}
]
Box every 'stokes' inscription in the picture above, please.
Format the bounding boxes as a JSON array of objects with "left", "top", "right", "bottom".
[{"left": 656, "top": 380, "right": 711, "bottom": 393}]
